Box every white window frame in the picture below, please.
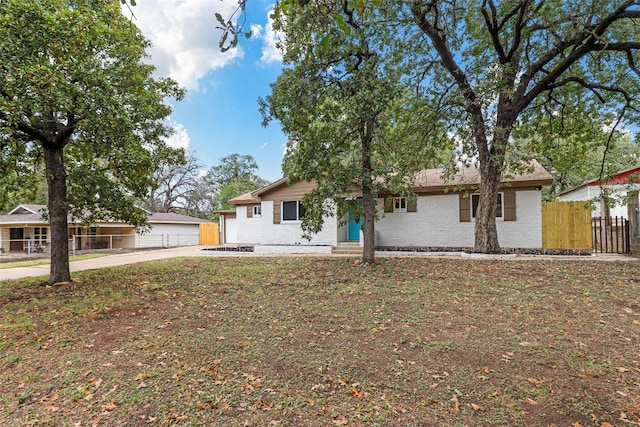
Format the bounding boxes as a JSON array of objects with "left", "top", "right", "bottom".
[
  {"left": 252, "top": 205, "right": 262, "bottom": 218},
  {"left": 34, "top": 227, "right": 48, "bottom": 244},
  {"left": 393, "top": 197, "right": 407, "bottom": 213},
  {"left": 471, "top": 192, "right": 504, "bottom": 221}
]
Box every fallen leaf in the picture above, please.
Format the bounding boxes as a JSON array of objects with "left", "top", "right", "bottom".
[
  {"left": 450, "top": 395, "right": 460, "bottom": 413},
  {"left": 618, "top": 367, "right": 631, "bottom": 373},
  {"left": 572, "top": 423, "right": 584, "bottom": 427},
  {"left": 136, "top": 382, "right": 148, "bottom": 389},
  {"left": 527, "top": 377, "right": 544, "bottom": 387},
  {"left": 524, "top": 398, "right": 538, "bottom": 405},
  {"left": 471, "top": 403, "right": 484, "bottom": 411},
  {"left": 333, "top": 417, "right": 348, "bottom": 425},
  {"left": 350, "top": 387, "right": 363, "bottom": 398},
  {"left": 601, "top": 422, "right": 614, "bottom": 427}
]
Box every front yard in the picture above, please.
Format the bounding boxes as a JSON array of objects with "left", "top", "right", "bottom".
[{"left": 1, "top": 256, "right": 639, "bottom": 426}]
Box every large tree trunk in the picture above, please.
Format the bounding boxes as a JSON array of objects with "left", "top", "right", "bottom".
[
  {"left": 44, "top": 144, "right": 71, "bottom": 284},
  {"left": 360, "top": 119, "right": 376, "bottom": 264},
  {"left": 474, "top": 159, "right": 502, "bottom": 253},
  {"left": 361, "top": 183, "right": 376, "bottom": 264}
]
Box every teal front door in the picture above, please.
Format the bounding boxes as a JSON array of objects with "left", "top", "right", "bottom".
[{"left": 348, "top": 208, "right": 363, "bottom": 241}]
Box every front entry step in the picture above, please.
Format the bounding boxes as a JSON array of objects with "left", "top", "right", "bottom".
[{"left": 332, "top": 242, "right": 363, "bottom": 254}]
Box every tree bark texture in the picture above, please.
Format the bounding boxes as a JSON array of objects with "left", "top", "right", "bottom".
[
  {"left": 44, "top": 145, "right": 71, "bottom": 284},
  {"left": 474, "top": 159, "right": 502, "bottom": 253},
  {"left": 360, "top": 118, "right": 376, "bottom": 264}
]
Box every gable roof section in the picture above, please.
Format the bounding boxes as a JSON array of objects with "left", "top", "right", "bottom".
[
  {"left": 228, "top": 162, "right": 553, "bottom": 205},
  {"left": 148, "top": 212, "right": 208, "bottom": 224},
  {"left": 559, "top": 165, "right": 640, "bottom": 196},
  {"left": 412, "top": 161, "right": 553, "bottom": 193},
  {"left": 0, "top": 204, "right": 208, "bottom": 226},
  {"left": 7, "top": 204, "right": 47, "bottom": 215},
  {"left": 0, "top": 204, "right": 48, "bottom": 225},
  {"left": 228, "top": 177, "right": 290, "bottom": 206}
]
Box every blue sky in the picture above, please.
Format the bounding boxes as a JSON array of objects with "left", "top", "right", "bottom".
[{"left": 129, "top": 0, "right": 287, "bottom": 183}]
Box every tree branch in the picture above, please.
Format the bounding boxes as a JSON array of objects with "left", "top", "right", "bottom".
[{"left": 518, "top": 0, "right": 640, "bottom": 110}]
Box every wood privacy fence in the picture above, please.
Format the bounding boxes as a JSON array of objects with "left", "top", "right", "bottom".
[
  {"left": 199, "top": 223, "right": 220, "bottom": 245},
  {"left": 542, "top": 201, "right": 592, "bottom": 250}
]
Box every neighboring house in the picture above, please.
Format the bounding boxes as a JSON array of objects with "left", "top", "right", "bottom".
[
  {"left": 558, "top": 166, "right": 640, "bottom": 218},
  {"left": 0, "top": 204, "right": 209, "bottom": 253},
  {"left": 222, "top": 162, "right": 553, "bottom": 254}
]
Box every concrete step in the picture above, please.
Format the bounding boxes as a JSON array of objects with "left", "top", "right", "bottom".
[{"left": 332, "top": 242, "right": 362, "bottom": 254}]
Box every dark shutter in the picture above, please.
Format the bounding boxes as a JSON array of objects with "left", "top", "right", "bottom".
[
  {"left": 459, "top": 193, "right": 471, "bottom": 222},
  {"left": 504, "top": 189, "right": 516, "bottom": 221}
]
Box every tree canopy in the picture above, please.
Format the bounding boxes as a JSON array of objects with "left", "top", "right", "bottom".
[
  {"left": 205, "top": 154, "right": 269, "bottom": 210},
  {"left": 261, "top": 1, "right": 451, "bottom": 263},
  {"left": 0, "top": 0, "right": 184, "bottom": 284},
  {"left": 261, "top": 0, "right": 640, "bottom": 253}
]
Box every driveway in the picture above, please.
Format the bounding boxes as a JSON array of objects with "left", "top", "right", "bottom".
[{"left": 0, "top": 246, "right": 210, "bottom": 281}]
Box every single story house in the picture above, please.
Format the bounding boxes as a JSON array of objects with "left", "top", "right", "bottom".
[
  {"left": 220, "top": 162, "right": 554, "bottom": 254},
  {"left": 0, "top": 204, "right": 209, "bottom": 253},
  {"left": 558, "top": 166, "right": 640, "bottom": 218}
]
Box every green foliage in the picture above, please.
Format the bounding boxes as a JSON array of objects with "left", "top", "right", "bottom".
[
  {"left": 205, "top": 154, "right": 269, "bottom": 209},
  {"left": 262, "top": 1, "right": 451, "bottom": 244},
  {"left": 0, "top": 0, "right": 184, "bottom": 224},
  {"left": 0, "top": 0, "right": 184, "bottom": 281},
  {"left": 282, "top": 0, "right": 640, "bottom": 252}
]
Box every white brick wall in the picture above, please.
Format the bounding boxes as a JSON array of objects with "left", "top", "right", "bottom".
[
  {"left": 235, "top": 205, "right": 262, "bottom": 244},
  {"left": 375, "top": 190, "right": 544, "bottom": 248},
  {"left": 234, "top": 200, "right": 338, "bottom": 246},
  {"left": 233, "top": 191, "right": 545, "bottom": 249}
]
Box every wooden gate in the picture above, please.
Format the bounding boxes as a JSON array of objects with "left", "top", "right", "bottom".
[
  {"left": 199, "top": 223, "right": 220, "bottom": 245},
  {"left": 592, "top": 216, "right": 630, "bottom": 254},
  {"left": 542, "top": 201, "right": 592, "bottom": 249}
]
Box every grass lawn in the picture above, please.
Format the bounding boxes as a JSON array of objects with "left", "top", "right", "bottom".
[{"left": 0, "top": 256, "right": 638, "bottom": 426}]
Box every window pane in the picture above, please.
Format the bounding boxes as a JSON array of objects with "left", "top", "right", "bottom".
[
  {"left": 393, "top": 197, "right": 406, "bottom": 210},
  {"left": 472, "top": 193, "right": 503, "bottom": 218},
  {"left": 472, "top": 194, "right": 480, "bottom": 218},
  {"left": 282, "top": 201, "right": 297, "bottom": 221},
  {"left": 298, "top": 202, "right": 306, "bottom": 219}
]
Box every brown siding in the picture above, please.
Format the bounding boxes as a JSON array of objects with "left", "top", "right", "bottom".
[
  {"left": 504, "top": 189, "right": 516, "bottom": 221},
  {"left": 459, "top": 193, "right": 471, "bottom": 222},
  {"left": 261, "top": 180, "right": 316, "bottom": 201},
  {"left": 246, "top": 206, "right": 252, "bottom": 219},
  {"left": 261, "top": 181, "right": 317, "bottom": 225}
]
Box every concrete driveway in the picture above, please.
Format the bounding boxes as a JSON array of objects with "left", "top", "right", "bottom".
[{"left": 0, "top": 245, "right": 211, "bottom": 281}]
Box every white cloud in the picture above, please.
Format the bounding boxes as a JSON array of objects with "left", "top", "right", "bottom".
[
  {"left": 166, "top": 123, "right": 190, "bottom": 151},
  {"left": 126, "top": 0, "right": 242, "bottom": 91},
  {"left": 258, "top": 7, "right": 283, "bottom": 64}
]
